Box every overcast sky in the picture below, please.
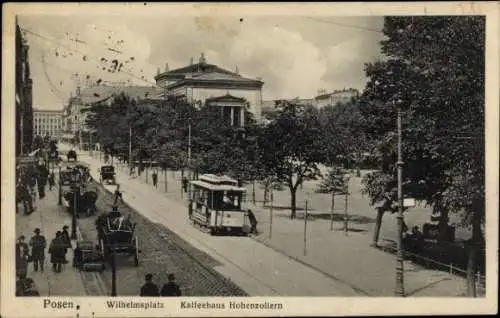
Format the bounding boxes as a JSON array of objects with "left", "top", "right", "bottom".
[{"left": 18, "top": 15, "right": 386, "bottom": 110}]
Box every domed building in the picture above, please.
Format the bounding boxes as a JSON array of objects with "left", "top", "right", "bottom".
[{"left": 154, "top": 53, "right": 264, "bottom": 126}]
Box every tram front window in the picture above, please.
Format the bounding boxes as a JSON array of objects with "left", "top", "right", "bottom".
[{"left": 213, "top": 191, "right": 242, "bottom": 211}]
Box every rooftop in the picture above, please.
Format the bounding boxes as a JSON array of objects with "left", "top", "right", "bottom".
[
  {"left": 155, "top": 53, "right": 263, "bottom": 88},
  {"left": 74, "top": 85, "right": 160, "bottom": 105}
]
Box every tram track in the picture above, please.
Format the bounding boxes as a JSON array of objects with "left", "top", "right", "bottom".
[
  {"left": 89, "top": 173, "right": 282, "bottom": 296},
  {"left": 79, "top": 177, "right": 248, "bottom": 296}
]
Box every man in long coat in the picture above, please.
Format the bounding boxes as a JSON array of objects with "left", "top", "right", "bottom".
[
  {"left": 29, "top": 228, "right": 47, "bottom": 272},
  {"left": 49, "top": 231, "right": 67, "bottom": 273}
]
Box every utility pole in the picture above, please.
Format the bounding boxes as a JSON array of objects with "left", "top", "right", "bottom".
[
  {"left": 188, "top": 119, "right": 192, "bottom": 182},
  {"left": 89, "top": 132, "right": 93, "bottom": 157},
  {"left": 70, "top": 170, "right": 79, "bottom": 240},
  {"left": 111, "top": 238, "right": 117, "bottom": 296},
  {"left": 269, "top": 191, "right": 273, "bottom": 240},
  {"left": 395, "top": 103, "right": 405, "bottom": 297},
  {"left": 20, "top": 112, "right": 24, "bottom": 155},
  {"left": 58, "top": 164, "right": 62, "bottom": 205},
  {"left": 128, "top": 100, "right": 132, "bottom": 175}
]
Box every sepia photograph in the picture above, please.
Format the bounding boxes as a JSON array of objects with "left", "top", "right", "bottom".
[{"left": 2, "top": 2, "right": 498, "bottom": 317}]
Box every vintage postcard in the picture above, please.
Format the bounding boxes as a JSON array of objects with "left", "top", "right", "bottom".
[{"left": 1, "top": 2, "right": 498, "bottom": 317}]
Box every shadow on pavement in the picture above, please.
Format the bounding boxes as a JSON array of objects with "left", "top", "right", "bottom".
[
  {"left": 274, "top": 211, "right": 376, "bottom": 224},
  {"left": 405, "top": 277, "right": 452, "bottom": 297}
]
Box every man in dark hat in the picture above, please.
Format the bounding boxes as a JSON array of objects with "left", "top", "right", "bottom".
[
  {"left": 108, "top": 206, "right": 122, "bottom": 219},
  {"left": 182, "top": 176, "right": 188, "bottom": 193},
  {"left": 113, "top": 184, "right": 124, "bottom": 206},
  {"left": 49, "top": 231, "right": 67, "bottom": 273},
  {"left": 48, "top": 172, "right": 55, "bottom": 191},
  {"left": 61, "top": 225, "right": 72, "bottom": 249},
  {"left": 247, "top": 209, "right": 258, "bottom": 235},
  {"left": 152, "top": 170, "right": 158, "bottom": 188},
  {"left": 29, "top": 228, "right": 47, "bottom": 272},
  {"left": 160, "top": 274, "right": 182, "bottom": 296},
  {"left": 140, "top": 273, "right": 160, "bottom": 296}
]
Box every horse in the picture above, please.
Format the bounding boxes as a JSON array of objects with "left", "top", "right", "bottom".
[{"left": 64, "top": 188, "right": 98, "bottom": 217}]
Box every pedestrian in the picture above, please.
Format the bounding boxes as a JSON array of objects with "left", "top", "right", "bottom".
[
  {"left": 109, "top": 205, "right": 122, "bottom": 219},
  {"left": 29, "top": 228, "right": 47, "bottom": 272},
  {"left": 48, "top": 231, "right": 67, "bottom": 273},
  {"left": 247, "top": 209, "right": 258, "bottom": 234},
  {"left": 48, "top": 172, "right": 55, "bottom": 191},
  {"left": 182, "top": 176, "right": 188, "bottom": 193},
  {"left": 113, "top": 184, "right": 124, "bottom": 206},
  {"left": 140, "top": 273, "right": 160, "bottom": 296},
  {"left": 19, "top": 182, "right": 34, "bottom": 215},
  {"left": 152, "top": 170, "right": 158, "bottom": 188},
  {"left": 61, "top": 225, "right": 72, "bottom": 249},
  {"left": 16, "top": 235, "right": 30, "bottom": 279},
  {"left": 37, "top": 162, "right": 48, "bottom": 199},
  {"left": 160, "top": 274, "right": 182, "bottom": 296}
]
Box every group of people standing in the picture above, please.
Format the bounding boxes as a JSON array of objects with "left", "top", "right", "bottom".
[
  {"left": 16, "top": 160, "right": 56, "bottom": 215},
  {"left": 16, "top": 225, "right": 73, "bottom": 279},
  {"left": 140, "top": 273, "right": 182, "bottom": 297}
]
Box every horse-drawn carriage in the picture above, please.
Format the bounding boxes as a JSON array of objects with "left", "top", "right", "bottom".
[
  {"left": 72, "top": 240, "right": 105, "bottom": 271},
  {"left": 95, "top": 210, "right": 139, "bottom": 266},
  {"left": 74, "top": 163, "right": 91, "bottom": 184},
  {"left": 62, "top": 185, "right": 98, "bottom": 217},
  {"left": 99, "top": 165, "right": 116, "bottom": 185},
  {"left": 67, "top": 150, "right": 77, "bottom": 162}
]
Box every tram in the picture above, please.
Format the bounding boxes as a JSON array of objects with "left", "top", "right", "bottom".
[{"left": 188, "top": 174, "right": 249, "bottom": 235}]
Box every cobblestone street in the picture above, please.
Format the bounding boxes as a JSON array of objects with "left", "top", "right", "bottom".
[{"left": 77, "top": 178, "right": 247, "bottom": 296}]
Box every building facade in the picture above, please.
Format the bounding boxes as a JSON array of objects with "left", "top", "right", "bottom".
[
  {"left": 314, "top": 88, "right": 359, "bottom": 109},
  {"left": 15, "top": 18, "right": 34, "bottom": 156},
  {"left": 155, "top": 53, "right": 264, "bottom": 124},
  {"left": 33, "top": 108, "right": 64, "bottom": 139},
  {"left": 63, "top": 84, "right": 159, "bottom": 137}
]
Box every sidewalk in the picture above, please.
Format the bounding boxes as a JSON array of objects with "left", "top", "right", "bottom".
[
  {"left": 247, "top": 206, "right": 468, "bottom": 297},
  {"left": 15, "top": 184, "right": 89, "bottom": 296},
  {"left": 77, "top": 149, "right": 468, "bottom": 296}
]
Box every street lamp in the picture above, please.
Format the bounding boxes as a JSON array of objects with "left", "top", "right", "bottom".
[
  {"left": 394, "top": 96, "right": 405, "bottom": 297},
  {"left": 377, "top": 75, "right": 406, "bottom": 297},
  {"left": 70, "top": 169, "right": 81, "bottom": 240},
  {"left": 110, "top": 234, "right": 117, "bottom": 296},
  {"left": 57, "top": 163, "right": 63, "bottom": 206}
]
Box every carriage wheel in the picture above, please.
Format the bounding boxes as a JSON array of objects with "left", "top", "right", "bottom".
[
  {"left": 133, "top": 237, "right": 139, "bottom": 267},
  {"left": 99, "top": 239, "right": 107, "bottom": 259}
]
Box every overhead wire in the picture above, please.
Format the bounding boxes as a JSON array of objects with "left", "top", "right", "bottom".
[{"left": 21, "top": 27, "right": 158, "bottom": 87}]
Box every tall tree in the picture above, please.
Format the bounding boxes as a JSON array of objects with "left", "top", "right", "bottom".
[
  {"left": 259, "top": 101, "right": 324, "bottom": 219},
  {"left": 319, "top": 99, "right": 369, "bottom": 175},
  {"left": 361, "top": 16, "right": 485, "bottom": 295},
  {"left": 316, "top": 166, "right": 349, "bottom": 231}
]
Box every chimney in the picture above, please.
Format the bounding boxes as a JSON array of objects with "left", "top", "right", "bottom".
[
  {"left": 199, "top": 52, "right": 206, "bottom": 64},
  {"left": 165, "top": 63, "right": 169, "bottom": 72}
]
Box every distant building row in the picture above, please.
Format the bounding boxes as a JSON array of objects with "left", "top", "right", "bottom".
[
  {"left": 64, "top": 53, "right": 265, "bottom": 136},
  {"left": 262, "top": 88, "right": 360, "bottom": 112}
]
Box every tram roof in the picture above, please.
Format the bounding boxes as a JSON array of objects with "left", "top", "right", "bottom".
[
  {"left": 198, "top": 174, "right": 238, "bottom": 185},
  {"left": 190, "top": 179, "right": 247, "bottom": 192}
]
